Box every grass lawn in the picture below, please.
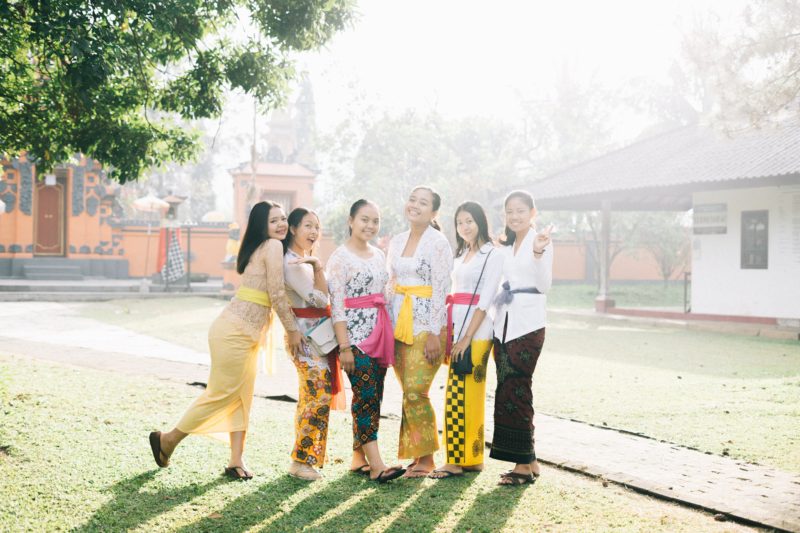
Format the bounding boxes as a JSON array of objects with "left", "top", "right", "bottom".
[
  {"left": 0, "top": 357, "right": 754, "bottom": 533},
  {"left": 77, "top": 298, "right": 800, "bottom": 474},
  {"left": 547, "top": 282, "right": 686, "bottom": 309},
  {"left": 535, "top": 313, "right": 800, "bottom": 473}
]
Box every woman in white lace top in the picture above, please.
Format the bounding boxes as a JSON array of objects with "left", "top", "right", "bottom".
[
  {"left": 327, "top": 199, "right": 405, "bottom": 483},
  {"left": 387, "top": 186, "right": 453, "bottom": 478}
]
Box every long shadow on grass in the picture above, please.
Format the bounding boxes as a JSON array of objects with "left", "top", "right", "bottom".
[
  {"left": 74, "top": 470, "right": 224, "bottom": 532},
  {"left": 314, "top": 473, "right": 476, "bottom": 533},
  {"left": 175, "top": 474, "right": 328, "bottom": 532},
  {"left": 452, "top": 483, "right": 528, "bottom": 532}
]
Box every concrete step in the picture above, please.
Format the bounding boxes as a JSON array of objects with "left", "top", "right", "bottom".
[{"left": 22, "top": 264, "right": 83, "bottom": 280}]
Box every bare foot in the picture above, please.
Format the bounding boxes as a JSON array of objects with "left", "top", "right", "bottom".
[
  {"left": 530, "top": 460, "right": 541, "bottom": 477},
  {"left": 288, "top": 462, "right": 321, "bottom": 481}
]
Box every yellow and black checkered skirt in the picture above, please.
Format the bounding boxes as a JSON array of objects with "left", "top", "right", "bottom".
[{"left": 442, "top": 339, "right": 492, "bottom": 466}]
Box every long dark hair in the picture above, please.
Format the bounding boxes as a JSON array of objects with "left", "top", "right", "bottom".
[
  {"left": 282, "top": 207, "right": 319, "bottom": 254},
  {"left": 236, "top": 201, "right": 281, "bottom": 274},
  {"left": 411, "top": 185, "right": 442, "bottom": 231},
  {"left": 501, "top": 190, "right": 535, "bottom": 247},
  {"left": 348, "top": 199, "right": 378, "bottom": 236},
  {"left": 454, "top": 201, "right": 491, "bottom": 258}
]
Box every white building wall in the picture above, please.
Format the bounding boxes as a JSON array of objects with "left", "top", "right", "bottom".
[{"left": 692, "top": 185, "right": 800, "bottom": 319}]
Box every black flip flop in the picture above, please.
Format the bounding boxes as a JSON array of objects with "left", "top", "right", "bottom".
[
  {"left": 428, "top": 469, "right": 464, "bottom": 479},
  {"left": 149, "top": 431, "right": 169, "bottom": 468},
  {"left": 372, "top": 467, "right": 406, "bottom": 483},
  {"left": 349, "top": 464, "right": 371, "bottom": 476},
  {"left": 498, "top": 472, "right": 535, "bottom": 486},
  {"left": 224, "top": 466, "right": 253, "bottom": 481}
]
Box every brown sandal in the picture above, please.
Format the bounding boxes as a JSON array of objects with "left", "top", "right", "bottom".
[
  {"left": 224, "top": 466, "right": 253, "bottom": 480},
  {"left": 148, "top": 431, "right": 170, "bottom": 468}
]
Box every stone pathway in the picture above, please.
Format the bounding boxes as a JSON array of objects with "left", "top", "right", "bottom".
[{"left": 1, "top": 302, "right": 798, "bottom": 532}]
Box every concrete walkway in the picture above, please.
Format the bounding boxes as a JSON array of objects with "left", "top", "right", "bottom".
[{"left": 1, "top": 302, "right": 798, "bottom": 532}]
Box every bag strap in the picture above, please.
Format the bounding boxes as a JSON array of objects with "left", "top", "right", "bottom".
[{"left": 456, "top": 248, "right": 493, "bottom": 341}]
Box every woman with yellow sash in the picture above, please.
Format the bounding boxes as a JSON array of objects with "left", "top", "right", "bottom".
[
  {"left": 388, "top": 186, "right": 453, "bottom": 478},
  {"left": 148, "top": 201, "right": 300, "bottom": 480}
]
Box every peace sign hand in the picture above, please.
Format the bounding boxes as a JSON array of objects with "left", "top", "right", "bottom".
[{"left": 534, "top": 225, "right": 553, "bottom": 254}]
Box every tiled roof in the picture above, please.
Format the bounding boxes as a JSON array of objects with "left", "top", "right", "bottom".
[{"left": 532, "top": 120, "right": 800, "bottom": 209}]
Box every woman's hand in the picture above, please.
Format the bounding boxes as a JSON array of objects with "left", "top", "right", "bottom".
[
  {"left": 451, "top": 336, "right": 471, "bottom": 362},
  {"left": 534, "top": 225, "right": 553, "bottom": 255},
  {"left": 339, "top": 347, "right": 355, "bottom": 374},
  {"left": 424, "top": 332, "right": 441, "bottom": 364},
  {"left": 289, "top": 256, "right": 323, "bottom": 271},
  {"left": 287, "top": 330, "right": 306, "bottom": 358}
]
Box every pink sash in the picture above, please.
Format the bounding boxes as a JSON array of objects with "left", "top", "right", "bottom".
[
  {"left": 446, "top": 292, "right": 480, "bottom": 356},
  {"left": 345, "top": 293, "right": 395, "bottom": 367}
]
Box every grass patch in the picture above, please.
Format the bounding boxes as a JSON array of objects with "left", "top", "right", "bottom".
[
  {"left": 548, "top": 282, "right": 686, "bottom": 309},
  {"left": 535, "top": 314, "right": 800, "bottom": 472},
  {"left": 0, "top": 357, "right": 754, "bottom": 532}
]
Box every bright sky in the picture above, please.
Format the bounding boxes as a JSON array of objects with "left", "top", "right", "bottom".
[
  {"left": 301, "top": 0, "right": 746, "bottom": 130},
  {"left": 212, "top": 0, "right": 748, "bottom": 214}
]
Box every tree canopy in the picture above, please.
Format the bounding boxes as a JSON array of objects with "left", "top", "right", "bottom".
[
  {"left": 683, "top": 0, "right": 800, "bottom": 128},
  {"left": 0, "top": 0, "right": 353, "bottom": 182}
]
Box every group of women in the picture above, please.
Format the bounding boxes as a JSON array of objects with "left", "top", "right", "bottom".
[{"left": 149, "top": 186, "right": 553, "bottom": 487}]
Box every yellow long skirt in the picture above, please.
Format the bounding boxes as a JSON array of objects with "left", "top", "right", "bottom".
[
  {"left": 393, "top": 332, "right": 445, "bottom": 459},
  {"left": 442, "top": 339, "right": 492, "bottom": 466},
  {"left": 175, "top": 315, "right": 260, "bottom": 437}
]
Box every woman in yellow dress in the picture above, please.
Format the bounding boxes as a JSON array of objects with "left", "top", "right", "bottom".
[{"left": 149, "top": 201, "right": 301, "bottom": 480}]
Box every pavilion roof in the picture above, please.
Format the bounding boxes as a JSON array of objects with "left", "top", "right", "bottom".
[{"left": 532, "top": 120, "right": 800, "bottom": 211}]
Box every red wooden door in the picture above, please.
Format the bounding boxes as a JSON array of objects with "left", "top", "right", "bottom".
[{"left": 34, "top": 180, "right": 66, "bottom": 256}]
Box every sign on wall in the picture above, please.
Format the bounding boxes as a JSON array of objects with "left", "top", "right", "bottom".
[{"left": 693, "top": 203, "right": 727, "bottom": 234}]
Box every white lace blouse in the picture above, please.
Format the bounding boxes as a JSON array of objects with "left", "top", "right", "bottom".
[
  {"left": 451, "top": 242, "right": 504, "bottom": 342},
  {"left": 388, "top": 226, "right": 453, "bottom": 336},
  {"left": 327, "top": 244, "right": 391, "bottom": 346}
]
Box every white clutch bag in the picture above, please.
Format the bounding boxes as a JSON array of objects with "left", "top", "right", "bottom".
[{"left": 305, "top": 317, "right": 337, "bottom": 356}]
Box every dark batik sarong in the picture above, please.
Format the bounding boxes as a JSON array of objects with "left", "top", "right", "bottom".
[
  {"left": 346, "top": 347, "right": 387, "bottom": 449},
  {"left": 489, "top": 327, "right": 545, "bottom": 464}
]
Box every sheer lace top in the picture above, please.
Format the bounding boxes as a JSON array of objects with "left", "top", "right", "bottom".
[
  {"left": 284, "top": 248, "right": 329, "bottom": 333},
  {"left": 222, "top": 239, "right": 298, "bottom": 340},
  {"left": 327, "top": 244, "right": 390, "bottom": 346},
  {"left": 387, "top": 226, "right": 453, "bottom": 335}
]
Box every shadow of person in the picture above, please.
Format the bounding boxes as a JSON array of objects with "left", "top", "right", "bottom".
[
  {"left": 173, "top": 473, "right": 323, "bottom": 532},
  {"left": 452, "top": 483, "right": 529, "bottom": 531},
  {"left": 74, "top": 470, "right": 225, "bottom": 532},
  {"left": 315, "top": 472, "right": 477, "bottom": 533}
]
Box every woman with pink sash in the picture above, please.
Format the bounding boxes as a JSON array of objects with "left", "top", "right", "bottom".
[
  {"left": 327, "top": 199, "right": 405, "bottom": 483},
  {"left": 430, "top": 201, "right": 503, "bottom": 479}
]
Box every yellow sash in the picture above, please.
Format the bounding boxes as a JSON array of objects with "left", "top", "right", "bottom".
[
  {"left": 235, "top": 286, "right": 274, "bottom": 374},
  {"left": 235, "top": 286, "right": 271, "bottom": 307},
  {"left": 394, "top": 284, "right": 433, "bottom": 345}
]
